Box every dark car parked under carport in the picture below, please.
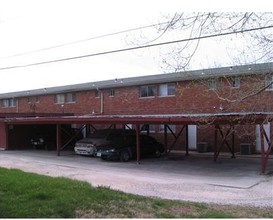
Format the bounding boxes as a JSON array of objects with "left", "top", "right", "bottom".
[{"left": 95, "top": 134, "right": 165, "bottom": 162}]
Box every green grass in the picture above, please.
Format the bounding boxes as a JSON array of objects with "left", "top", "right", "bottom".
[{"left": 0, "top": 167, "right": 272, "bottom": 218}]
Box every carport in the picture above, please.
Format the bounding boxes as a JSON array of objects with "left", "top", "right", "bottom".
[{"left": 0, "top": 112, "right": 272, "bottom": 174}]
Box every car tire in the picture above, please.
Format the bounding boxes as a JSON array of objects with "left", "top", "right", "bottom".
[
  {"left": 155, "top": 149, "right": 161, "bottom": 158},
  {"left": 120, "top": 150, "right": 130, "bottom": 162}
]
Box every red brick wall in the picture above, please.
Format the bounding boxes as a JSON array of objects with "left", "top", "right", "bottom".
[
  {"left": 1, "top": 75, "right": 273, "bottom": 115},
  {"left": 1, "top": 74, "right": 272, "bottom": 152}
]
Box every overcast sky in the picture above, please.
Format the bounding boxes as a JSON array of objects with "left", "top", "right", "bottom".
[{"left": 0, "top": 0, "right": 270, "bottom": 93}]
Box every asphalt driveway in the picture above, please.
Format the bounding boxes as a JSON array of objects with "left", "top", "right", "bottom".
[{"left": 0, "top": 150, "right": 272, "bottom": 207}]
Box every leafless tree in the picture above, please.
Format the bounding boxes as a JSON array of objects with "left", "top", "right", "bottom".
[{"left": 129, "top": 12, "right": 273, "bottom": 72}]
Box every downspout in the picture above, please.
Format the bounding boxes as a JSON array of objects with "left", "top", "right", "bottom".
[{"left": 100, "top": 91, "right": 104, "bottom": 114}]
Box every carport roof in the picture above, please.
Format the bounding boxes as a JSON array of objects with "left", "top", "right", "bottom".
[
  {"left": 2, "top": 112, "right": 273, "bottom": 125},
  {"left": 1, "top": 62, "right": 273, "bottom": 99}
]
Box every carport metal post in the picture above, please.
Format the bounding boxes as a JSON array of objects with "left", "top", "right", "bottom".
[
  {"left": 56, "top": 124, "right": 61, "bottom": 156},
  {"left": 185, "top": 125, "right": 189, "bottom": 156},
  {"left": 259, "top": 124, "right": 273, "bottom": 174},
  {"left": 136, "top": 124, "right": 140, "bottom": 164}
]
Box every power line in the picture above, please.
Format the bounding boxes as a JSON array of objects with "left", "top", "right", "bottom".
[
  {"left": 0, "top": 23, "right": 158, "bottom": 59},
  {"left": 1, "top": 25, "right": 272, "bottom": 71},
  {"left": 0, "top": 13, "right": 209, "bottom": 59}
]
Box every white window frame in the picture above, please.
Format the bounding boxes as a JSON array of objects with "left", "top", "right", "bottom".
[
  {"left": 9, "top": 99, "right": 17, "bottom": 107},
  {"left": 2, "top": 98, "right": 17, "bottom": 108},
  {"left": 95, "top": 90, "right": 101, "bottom": 98},
  {"left": 140, "top": 124, "right": 156, "bottom": 133},
  {"left": 139, "top": 85, "right": 156, "bottom": 98},
  {"left": 159, "top": 83, "right": 175, "bottom": 97},
  {"left": 109, "top": 89, "right": 115, "bottom": 97},
  {"left": 231, "top": 76, "right": 240, "bottom": 88},
  {"left": 2, "top": 99, "right": 9, "bottom": 108},
  {"left": 66, "top": 92, "right": 76, "bottom": 103},
  {"left": 159, "top": 124, "right": 176, "bottom": 133},
  {"left": 208, "top": 79, "right": 217, "bottom": 90},
  {"left": 55, "top": 94, "right": 65, "bottom": 104},
  {"left": 265, "top": 75, "right": 273, "bottom": 91}
]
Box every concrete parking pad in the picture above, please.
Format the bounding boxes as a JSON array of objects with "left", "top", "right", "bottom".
[{"left": 0, "top": 150, "right": 272, "bottom": 207}]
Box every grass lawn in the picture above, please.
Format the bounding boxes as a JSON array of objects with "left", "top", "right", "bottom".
[{"left": 0, "top": 167, "right": 272, "bottom": 218}]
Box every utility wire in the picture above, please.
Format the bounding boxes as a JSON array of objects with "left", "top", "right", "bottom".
[
  {"left": 0, "top": 25, "right": 272, "bottom": 71},
  {"left": 0, "top": 13, "right": 209, "bottom": 59},
  {"left": 0, "top": 24, "right": 157, "bottom": 59}
]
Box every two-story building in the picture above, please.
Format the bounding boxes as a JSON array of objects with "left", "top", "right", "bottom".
[{"left": 0, "top": 62, "right": 272, "bottom": 172}]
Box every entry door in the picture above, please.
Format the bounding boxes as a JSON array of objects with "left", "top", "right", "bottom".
[
  {"left": 188, "top": 125, "right": 197, "bottom": 150},
  {"left": 255, "top": 123, "right": 270, "bottom": 153}
]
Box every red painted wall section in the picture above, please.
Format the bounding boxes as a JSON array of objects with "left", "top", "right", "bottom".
[{"left": 0, "top": 122, "right": 7, "bottom": 150}]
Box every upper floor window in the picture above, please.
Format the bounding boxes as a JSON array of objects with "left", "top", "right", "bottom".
[
  {"left": 54, "top": 93, "right": 76, "bottom": 104},
  {"left": 27, "top": 96, "right": 40, "bottom": 103},
  {"left": 66, "top": 93, "right": 76, "bottom": 103},
  {"left": 55, "top": 94, "right": 65, "bottom": 104},
  {"left": 159, "top": 83, "right": 175, "bottom": 97},
  {"left": 2, "top": 98, "right": 17, "bottom": 108},
  {"left": 95, "top": 90, "right": 101, "bottom": 98},
  {"left": 109, "top": 89, "right": 115, "bottom": 97},
  {"left": 139, "top": 85, "right": 156, "bottom": 98},
  {"left": 265, "top": 75, "right": 273, "bottom": 91},
  {"left": 207, "top": 79, "right": 217, "bottom": 90},
  {"left": 231, "top": 77, "right": 240, "bottom": 88}
]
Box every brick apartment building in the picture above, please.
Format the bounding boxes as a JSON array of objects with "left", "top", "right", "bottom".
[{"left": 0, "top": 62, "right": 273, "bottom": 155}]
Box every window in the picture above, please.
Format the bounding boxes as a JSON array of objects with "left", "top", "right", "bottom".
[
  {"left": 27, "top": 96, "right": 40, "bottom": 104},
  {"left": 139, "top": 85, "right": 156, "bottom": 98},
  {"left": 159, "top": 83, "right": 175, "bottom": 96},
  {"left": 35, "top": 96, "right": 40, "bottom": 103},
  {"left": 231, "top": 77, "right": 240, "bottom": 88},
  {"left": 55, "top": 93, "right": 76, "bottom": 104},
  {"left": 54, "top": 94, "right": 65, "bottom": 104},
  {"left": 2, "top": 98, "right": 17, "bottom": 108},
  {"left": 140, "top": 124, "right": 156, "bottom": 133},
  {"left": 2, "top": 99, "right": 9, "bottom": 108},
  {"left": 265, "top": 75, "right": 273, "bottom": 90},
  {"left": 109, "top": 89, "right": 115, "bottom": 97},
  {"left": 159, "top": 124, "right": 176, "bottom": 133},
  {"left": 9, "top": 99, "right": 17, "bottom": 107},
  {"left": 207, "top": 79, "right": 217, "bottom": 90},
  {"left": 95, "top": 90, "right": 101, "bottom": 98},
  {"left": 66, "top": 93, "right": 76, "bottom": 103}
]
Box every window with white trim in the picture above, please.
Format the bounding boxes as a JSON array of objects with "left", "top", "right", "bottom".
[
  {"left": 159, "top": 124, "right": 176, "bottom": 133},
  {"left": 54, "top": 94, "right": 65, "bottom": 104},
  {"left": 265, "top": 75, "right": 273, "bottom": 91},
  {"left": 139, "top": 85, "right": 156, "bottom": 97},
  {"left": 207, "top": 79, "right": 217, "bottom": 90},
  {"left": 140, "top": 124, "right": 156, "bottom": 133},
  {"left": 2, "top": 98, "right": 17, "bottom": 108},
  {"left": 109, "top": 89, "right": 115, "bottom": 97},
  {"left": 159, "top": 83, "right": 175, "bottom": 96},
  {"left": 231, "top": 77, "right": 240, "bottom": 88},
  {"left": 66, "top": 93, "right": 76, "bottom": 103},
  {"left": 95, "top": 90, "right": 101, "bottom": 98}
]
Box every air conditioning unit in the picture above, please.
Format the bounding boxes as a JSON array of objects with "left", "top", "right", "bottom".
[
  {"left": 197, "top": 142, "right": 208, "bottom": 153},
  {"left": 240, "top": 143, "right": 252, "bottom": 155}
]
